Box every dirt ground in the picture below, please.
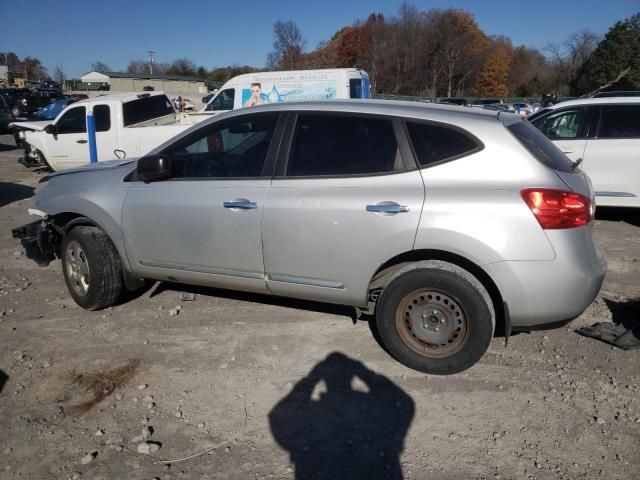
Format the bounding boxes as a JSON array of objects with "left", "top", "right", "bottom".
[{"left": 0, "top": 133, "right": 638, "bottom": 480}]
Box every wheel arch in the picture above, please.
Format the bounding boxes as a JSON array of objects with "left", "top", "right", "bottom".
[
  {"left": 50, "top": 212, "right": 143, "bottom": 291},
  {"left": 367, "top": 249, "right": 508, "bottom": 338}
]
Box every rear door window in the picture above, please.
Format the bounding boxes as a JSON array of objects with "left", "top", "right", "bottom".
[
  {"left": 598, "top": 105, "right": 640, "bottom": 138},
  {"left": 94, "top": 105, "right": 111, "bottom": 132},
  {"left": 286, "top": 114, "right": 403, "bottom": 177},
  {"left": 406, "top": 122, "right": 480, "bottom": 167},
  {"left": 122, "top": 95, "right": 174, "bottom": 126},
  {"left": 508, "top": 121, "right": 574, "bottom": 172}
]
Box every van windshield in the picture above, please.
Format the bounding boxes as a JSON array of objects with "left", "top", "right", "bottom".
[{"left": 123, "top": 95, "right": 175, "bottom": 126}]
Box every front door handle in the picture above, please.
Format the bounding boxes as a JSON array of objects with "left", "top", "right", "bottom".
[
  {"left": 223, "top": 199, "right": 257, "bottom": 210},
  {"left": 77, "top": 139, "right": 88, "bottom": 144},
  {"left": 366, "top": 203, "right": 409, "bottom": 214}
]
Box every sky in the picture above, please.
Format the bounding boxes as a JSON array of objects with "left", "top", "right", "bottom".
[{"left": 1, "top": 0, "right": 638, "bottom": 79}]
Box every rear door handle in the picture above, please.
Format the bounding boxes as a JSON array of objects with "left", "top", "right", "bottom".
[
  {"left": 223, "top": 200, "right": 257, "bottom": 210},
  {"left": 366, "top": 203, "right": 409, "bottom": 214},
  {"left": 77, "top": 139, "right": 88, "bottom": 144}
]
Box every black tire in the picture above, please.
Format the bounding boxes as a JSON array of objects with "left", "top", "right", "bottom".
[
  {"left": 11, "top": 106, "right": 21, "bottom": 119},
  {"left": 61, "top": 226, "right": 123, "bottom": 310},
  {"left": 376, "top": 261, "right": 494, "bottom": 375}
]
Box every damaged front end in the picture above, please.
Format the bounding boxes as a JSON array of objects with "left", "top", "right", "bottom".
[{"left": 11, "top": 213, "right": 62, "bottom": 266}]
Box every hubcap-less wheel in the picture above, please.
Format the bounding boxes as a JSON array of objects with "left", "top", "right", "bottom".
[
  {"left": 396, "top": 289, "right": 469, "bottom": 358},
  {"left": 65, "top": 240, "right": 90, "bottom": 296}
]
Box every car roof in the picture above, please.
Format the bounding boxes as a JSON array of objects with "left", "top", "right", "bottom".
[
  {"left": 217, "top": 99, "right": 507, "bottom": 125},
  {"left": 548, "top": 96, "right": 640, "bottom": 109}
]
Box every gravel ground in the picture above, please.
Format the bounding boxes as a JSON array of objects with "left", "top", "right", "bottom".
[{"left": 0, "top": 133, "right": 638, "bottom": 480}]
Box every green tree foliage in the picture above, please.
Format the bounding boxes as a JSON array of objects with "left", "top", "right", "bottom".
[{"left": 575, "top": 13, "right": 640, "bottom": 94}]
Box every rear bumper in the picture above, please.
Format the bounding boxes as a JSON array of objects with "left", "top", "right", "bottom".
[
  {"left": 11, "top": 219, "right": 59, "bottom": 266},
  {"left": 485, "top": 227, "right": 606, "bottom": 328}
]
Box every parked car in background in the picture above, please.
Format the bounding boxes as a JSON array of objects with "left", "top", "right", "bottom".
[
  {"left": 512, "top": 103, "right": 535, "bottom": 116},
  {"left": 12, "top": 100, "right": 605, "bottom": 374},
  {"left": 437, "top": 97, "right": 468, "bottom": 106},
  {"left": 0, "top": 95, "right": 10, "bottom": 133},
  {"left": 36, "top": 98, "right": 77, "bottom": 120},
  {"left": 66, "top": 93, "right": 90, "bottom": 101},
  {"left": 11, "top": 91, "right": 190, "bottom": 170},
  {"left": 0, "top": 88, "right": 61, "bottom": 118},
  {"left": 143, "top": 86, "right": 155, "bottom": 92},
  {"left": 529, "top": 97, "right": 640, "bottom": 207},
  {"left": 480, "top": 103, "right": 516, "bottom": 113}
]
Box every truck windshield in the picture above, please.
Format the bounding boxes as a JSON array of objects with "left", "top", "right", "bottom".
[{"left": 123, "top": 95, "right": 175, "bottom": 126}]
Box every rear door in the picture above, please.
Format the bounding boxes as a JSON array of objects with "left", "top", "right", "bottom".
[
  {"left": 93, "top": 104, "right": 119, "bottom": 161},
  {"left": 529, "top": 106, "right": 592, "bottom": 163},
  {"left": 583, "top": 104, "right": 640, "bottom": 206},
  {"left": 261, "top": 112, "right": 424, "bottom": 306}
]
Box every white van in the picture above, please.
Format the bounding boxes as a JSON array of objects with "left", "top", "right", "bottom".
[{"left": 199, "top": 68, "right": 370, "bottom": 114}]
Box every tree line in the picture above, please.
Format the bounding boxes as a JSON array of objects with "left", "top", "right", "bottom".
[{"left": 2, "top": 5, "right": 637, "bottom": 97}]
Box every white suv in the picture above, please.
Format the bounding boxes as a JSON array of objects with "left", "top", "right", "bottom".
[{"left": 529, "top": 97, "right": 640, "bottom": 208}]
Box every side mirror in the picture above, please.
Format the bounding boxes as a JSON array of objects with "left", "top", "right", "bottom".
[
  {"left": 137, "top": 154, "right": 172, "bottom": 182},
  {"left": 44, "top": 124, "right": 56, "bottom": 135}
]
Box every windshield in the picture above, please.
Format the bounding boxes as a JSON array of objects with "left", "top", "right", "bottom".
[{"left": 123, "top": 95, "right": 175, "bottom": 126}]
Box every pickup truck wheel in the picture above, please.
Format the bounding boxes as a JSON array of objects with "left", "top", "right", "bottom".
[
  {"left": 11, "top": 106, "right": 21, "bottom": 118},
  {"left": 61, "top": 226, "right": 123, "bottom": 310},
  {"left": 376, "top": 263, "right": 494, "bottom": 375}
]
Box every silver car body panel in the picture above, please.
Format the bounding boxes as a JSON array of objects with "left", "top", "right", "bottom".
[{"left": 28, "top": 100, "right": 605, "bottom": 328}]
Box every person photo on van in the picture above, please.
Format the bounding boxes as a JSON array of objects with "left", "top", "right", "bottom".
[{"left": 245, "top": 83, "right": 267, "bottom": 107}]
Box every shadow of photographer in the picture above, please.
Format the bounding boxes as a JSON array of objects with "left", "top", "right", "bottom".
[
  {"left": 269, "top": 352, "right": 415, "bottom": 480},
  {"left": 0, "top": 369, "right": 8, "bottom": 395}
]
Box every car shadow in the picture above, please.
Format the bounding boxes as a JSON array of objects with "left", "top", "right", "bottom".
[
  {"left": 269, "top": 352, "right": 415, "bottom": 480},
  {"left": 603, "top": 297, "right": 640, "bottom": 330},
  {"left": 0, "top": 142, "right": 17, "bottom": 152},
  {"left": 596, "top": 207, "right": 640, "bottom": 228},
  {"left": 0, "top": 369, "right": 8, "bottom": 395},
  {"left": 147, "top": 281, "right": 358, "bottom": 322},
  {"left": 0, "top": 182, "right": 34, "bottom": 208}
]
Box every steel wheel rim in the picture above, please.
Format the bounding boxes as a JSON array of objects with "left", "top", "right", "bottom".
[
  {"left": 65, "top": 240, "right": 90, "bottom": 297},
  {"left": 395, "top": 288, "right": 469, "bottom": 358}
]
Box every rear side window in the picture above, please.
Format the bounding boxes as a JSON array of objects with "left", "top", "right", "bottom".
[
  {"left": 508, "top": 121, "right": 573, "bottom": 172},
  {"left": 598, "top": 105, "right": 640, "bottom": 138},
  {"left": 287, "top": 115, "right": 402, "bottom": 177},
  {"left": 406, "top": 122, "right": 480, "bottom": 167},
  {"left": 94, "top": 105, "right": 110, "bottom": 132},
  {"left": 123, "top": 95, "right": 174, "bottom": 126}
]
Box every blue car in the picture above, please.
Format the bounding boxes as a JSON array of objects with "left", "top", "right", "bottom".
[{"left": 36, "top": 99, "right": 76, "bottom": 120}]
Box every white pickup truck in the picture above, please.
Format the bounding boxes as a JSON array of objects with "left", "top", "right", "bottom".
[{"left": 12, "top": 92, "right": 193, "bottom": 171}]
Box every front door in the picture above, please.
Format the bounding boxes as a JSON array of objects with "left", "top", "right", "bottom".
[
  {"left": 262, "top": 113, "right": 424, "bottom": 306},
  {"left": 583, "top": 104, "right": 640, "bottom": 207},
  {"left": 530, "top": 106, "right": 591, "bottom": 163},
  {"left": 48, "top": 105, "right": 89, "bottom": 169},
  {"left": 122, "top": 112, "right": 283, "bottom": 293}
]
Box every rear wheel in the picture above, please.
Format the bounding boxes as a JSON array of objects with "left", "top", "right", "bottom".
[
  {"left": 61, "top": 226, "right": 123, "bottom": 310},
  {"left": 376, "top": 261, "right": 494, "bottom": 375},
  {"left": 10, "top": 106, "right": 21, "bottom": 119}
]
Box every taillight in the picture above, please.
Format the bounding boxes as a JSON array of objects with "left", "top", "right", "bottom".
[{"left": 521, "top": 188, "right": 592, "bottom": 229}]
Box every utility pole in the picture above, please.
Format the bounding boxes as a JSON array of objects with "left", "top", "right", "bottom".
[{"left": 147, "top": 51, "right": 156, "bottom": 75}]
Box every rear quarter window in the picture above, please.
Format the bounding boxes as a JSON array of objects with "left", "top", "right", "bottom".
[
  {"left": 406, "top": 122, "right": 481, "bottom": 167},
  {"left": 508, "top": 121, "right": 573, "bottom": 172},
  {"left": 123, "top": 95, "right": 174, "bottom": 126}
]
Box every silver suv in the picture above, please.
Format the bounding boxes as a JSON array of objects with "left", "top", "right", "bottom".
[{"left": 13, "top": 100, "right": 606, "bottom": 374}]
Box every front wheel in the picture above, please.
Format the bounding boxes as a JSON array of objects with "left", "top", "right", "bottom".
[
  {"left": 11, "top": 106, "right": 21, "bottom": 118},
  {"left": 376, "top": 261, "right": 495, "bottom": 375},
  {"left": 61, "top": 226, "right": 123, "bottom": 310}
]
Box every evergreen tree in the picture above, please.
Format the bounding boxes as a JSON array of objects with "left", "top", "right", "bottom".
[{"left": 575, "top": 13, "right": 640, "bottom": 94}]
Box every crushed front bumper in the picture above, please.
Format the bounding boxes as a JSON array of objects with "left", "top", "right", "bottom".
[{"left": 11, "top": 219, "right": 60, "bottom": 266}]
